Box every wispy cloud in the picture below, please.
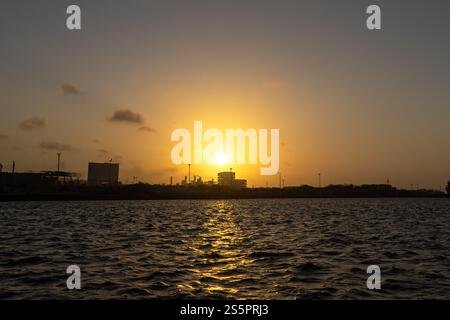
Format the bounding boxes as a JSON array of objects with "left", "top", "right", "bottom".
[
  {"left": 62, "top": 83, "right": 81, "bottom": 95},
  {"left": 19, "top": 117, "right": 46, "bottom": 131},
  {"left": 97, "top": 149, "right": 109, "bottom": 155},
  {"left": 0, "top": 134, "right": 9, "bottom": 140},
  {"left": 108, "top": 110, "right": 144, "bottom": 125},
  {"left": 138, "top": 126, "right": 156, "bottom": 133},
  {"left": 39, "top": 141, "right": 74, "bottom": 152}
]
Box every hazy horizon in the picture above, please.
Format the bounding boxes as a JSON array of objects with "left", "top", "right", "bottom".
[{"left": 1, "top": 0, "right": 450, "bottom": 189}]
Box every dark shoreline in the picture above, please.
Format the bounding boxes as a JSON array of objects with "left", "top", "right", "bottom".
[
  {"left": 1, "top": 183, "right": 448, "bottom": 202},
  {"left": 1, "top": 193, "right": 448, "bottom": 202}
]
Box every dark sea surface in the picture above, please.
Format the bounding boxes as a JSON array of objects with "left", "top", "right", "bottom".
[{"left": 1, "top": 198, "right": 450, "bottom": 300}]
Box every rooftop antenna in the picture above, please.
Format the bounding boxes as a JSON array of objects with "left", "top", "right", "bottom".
[{"left": 57, "top": 153, "right": 61, "bottom": 173}]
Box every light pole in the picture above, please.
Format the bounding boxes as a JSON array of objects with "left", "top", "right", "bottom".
[{"left": 57, "top": 153, "right": 61, "bottom": 173}]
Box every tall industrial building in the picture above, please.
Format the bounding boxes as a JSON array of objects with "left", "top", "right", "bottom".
[
  {"left": 217, "top": 171, "right": 247, "bottom": 188},
  {"left": 218, "top": 171, "right": 235, "bottom": 185},
  {"left": 88, "top": 162, "right": 119, "bottom": 185}
]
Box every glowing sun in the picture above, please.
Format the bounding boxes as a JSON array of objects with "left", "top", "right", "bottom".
[{"left": 214, "top": 151, "right": 227, "bottom": 165}]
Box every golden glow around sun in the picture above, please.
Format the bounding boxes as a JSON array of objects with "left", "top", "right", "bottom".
[{"left": 214, "top": 151, "right": 227, "bottom": 165}]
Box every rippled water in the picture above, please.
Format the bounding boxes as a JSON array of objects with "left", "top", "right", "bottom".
[{"left": 1, "top": 198, "right": 450, "bottom": 299}]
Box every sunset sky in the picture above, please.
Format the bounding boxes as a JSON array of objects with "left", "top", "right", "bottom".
[{"left": 1, "top": 0, "right": 450, "bottom": 189}]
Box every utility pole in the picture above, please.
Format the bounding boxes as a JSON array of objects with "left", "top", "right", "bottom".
[
  {"left": 57, "top": 153, "right": 61, "bottom": 173},
  {"left": 318, "top": 173, "right": 322, "bottom": 188}
]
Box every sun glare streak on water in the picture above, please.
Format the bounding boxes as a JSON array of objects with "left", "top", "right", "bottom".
[{"left": 185, "top": 201, "right": 252, "bottom": 297}]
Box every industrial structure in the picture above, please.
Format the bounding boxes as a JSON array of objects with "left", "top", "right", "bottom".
[
  {"left": 0, "top": 169, "right": 80, "bottom": 191},
  {"left": 176, "top": 165, "right": 247, "bottom": 188},
  {"left": 218, "top": 170, "right": 247, "bottom": 188},
  {"left": 87, "top": 162, "right": 120, "bottom": 185}
]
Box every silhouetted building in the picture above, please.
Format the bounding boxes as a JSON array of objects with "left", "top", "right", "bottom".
[
  {"left": 218, "top": 171, "right": 235, "bottom": 186},
  {"left": 191, "top": 175, "right": 204, "bottom": 186},
  {"left": 218, "top": 171, "right": 247, "bottom": 188},
  {"left": 0, "top": 172, "right": 58, "bottom": 189},
  {"left": 447, "top": 182, "right": 450, "bottom": 195},
  {"left": 88, "top": 162, "right": 119, "bottom": 185},
  {"left": 234, "top": 179, "right": 247, "bottom": 188}
]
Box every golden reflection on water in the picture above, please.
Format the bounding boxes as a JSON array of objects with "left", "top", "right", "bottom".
[{"left": 181, "top": 201, "right": 253, "bottom": 297}]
